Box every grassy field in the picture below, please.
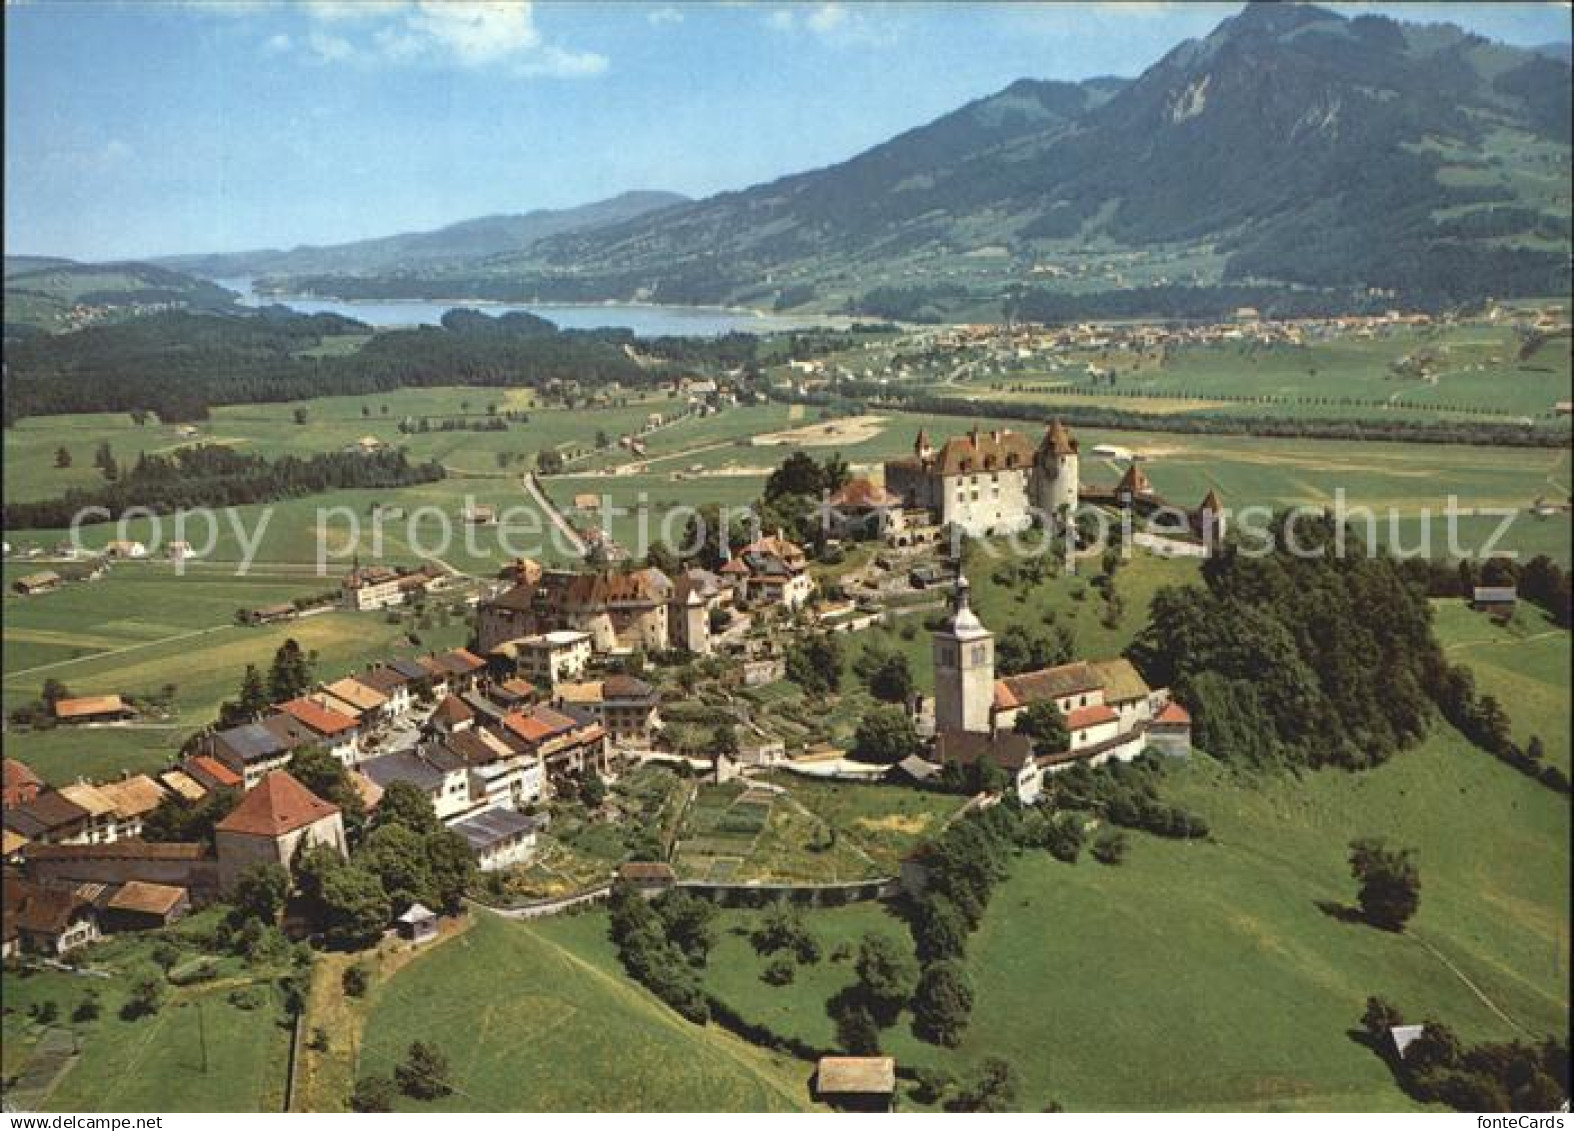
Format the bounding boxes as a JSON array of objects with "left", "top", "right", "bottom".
[
  {"left": 2, "top": 386, "right": 676, "bottom": 504},
  {"left": 679, "top": 726, "right": 1569, "bottom": 1112},
  {"left": 357, "top": 911, "right": 816, "bottom": 1112},
  {"left": 906, "top": 319, "right": 1572, "bottom": 424},
  {"left": 0, "top": 913, "right": 293, "bottom": 1112},
  {"left": 2, "top": 565, "right": 467, "bottom": 784},
  {"left": 1431, "top": 598, "right": 1571, "bottom": 776}
]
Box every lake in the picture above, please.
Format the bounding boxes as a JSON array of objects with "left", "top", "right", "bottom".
[{"left": 213, "top": 276, "right": 827, "bottom": 337}]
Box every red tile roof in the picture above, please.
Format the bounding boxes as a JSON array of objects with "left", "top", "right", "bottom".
[
  {"left": 185, "top": 756, "right": 242, "bottom": 789},
  {"left": 277, "top": 697, "right": 358, "bottom": 736},
  {"left": 54, "top": 695, "right": 130, "bottom": 719},
  {"left": 3, "top": 757, "right": 42, "bottom": 797},
  {"left": 1066, "top": 704, "right": 1118, "bottom": 730},
  {"left": 431, "top": 695, "right": 475, "bottom": 726},
  {"left": 215, "top": 772, "right": 339, "bottom": 839},
  {"left": 1155, "top": 701, "right": 1192, "bottom": 725}
]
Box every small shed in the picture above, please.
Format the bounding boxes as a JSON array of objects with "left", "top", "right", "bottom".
[
  {"left": 1471, "top": 586, "right": 1517, "bottom": 619},
  {"left": 395, "top": 902, "right": 438, "bottom": 944},
  {"left": 815, "top": 1056, "right": 897, "bottom": 1112},
  {"left": 12, "top": 571, "right": 63, "bottom": 596},
  {"left": 104, "top": 881, "right": 190, "bottom": 931},
  {"left": 617, "top": 861, "right": 677, "bottom": 899},
  {"left": 1389, "top": 1024, "right": 1427, "bottom": 1062}
]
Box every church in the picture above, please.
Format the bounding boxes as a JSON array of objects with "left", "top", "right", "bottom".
[{"left": 927, "top": 573, "right": 1189, "bottom": 803}]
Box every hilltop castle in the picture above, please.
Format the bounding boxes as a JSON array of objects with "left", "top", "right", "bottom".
[
  {"left": 883, "top": 420, "right": 1079, "bottom": 538},
  {"left": 882, "top": 419, "right": 1225, "bottom": 545}
]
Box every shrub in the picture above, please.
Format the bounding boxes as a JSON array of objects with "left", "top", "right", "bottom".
[
  {"left": 762, "top": 956, "right": 797, "bottom": 986},
  {"left": 350, "top": 1074, "right": 395, "bottom": 1113}
]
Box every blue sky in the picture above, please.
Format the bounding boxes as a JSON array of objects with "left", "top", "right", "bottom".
[{"left": 6, "top": 1, "right": 1570, "bottom": 261}]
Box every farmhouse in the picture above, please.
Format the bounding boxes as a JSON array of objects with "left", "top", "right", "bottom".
[
  {"left": 213, "top": 771, "right": 348, "bottom": 891},
  {"left": 275, "top": 697, "right": 361, "bottom": 764},
  {"left": 2, "top": 790, "right": 92, "bottom": 845},
  {"left": 245, "top": 602, "right": 298, "bottom": 625},
  {"left": 3, "top": 757, "right": 43, "bottom": 807},
  {"left": 200, "top": 720, "right": 299, "bottom": 789},
  {"left": 1471, "top": 585, "right": 1518, "bottom": 619},
  {"left": 53, "top": 694, "right": 135, "bottom": 725},
  {"left": 321, "top": 677, "right": 390, "bottom": 725},
  {"left": 730, "top": 533, "right": 814, "bottom": 610},
  {"left": 497, "top": 705, "right": 608, "bottom": 778},
  {"left": 814, "top": 1057, "right": 897, "bottom": 1112},
  {"left": 357, "top": 664, "right": 419, "bottom": 717},
  {"left": 12, "top": 570, "right": 63, "bottom": 595},
  {"left": 2, "top": 879, "right": 100, "bottom": 955},
  {"left": 102, "top": 881, "right": 190, "bottom": 931}
]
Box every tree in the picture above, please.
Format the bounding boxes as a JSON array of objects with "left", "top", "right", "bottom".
[
  {"left": 234, "top": 663, "right": 269, "bottom": 719},
  {"left": 711, "top": 722, "right": 740, "bottom": 759},
  {"left": 852, "top": 705, "right": 920, "bottom": 766},
  {"left": 298, "top": 846, "right": 388, "bottom": 949},
  {"left": 912, "top": 893, "right": 969, "bottom": 963},
  {"left": 141, "top": 787, "right": 237, "bottom": 848},
  {"left": 912, "top": 960, "right": 974, "bottom": 1047},
  {"left": 122, "top": 978, "right": 163, "bottom": 1020},
  {"left": 358, "top": 823, "right": 437, "bottom": 912},
  {"left": 395, "top": 1040, "right": 452, "bottom": 1100},
  {"left": 231, "top": 862, "right": 291, "bottom": 925},
  {"left": 266, "top": 638, "right": 313, "bottom": 702},
  {"left": 93, "top": 441, "right": 114, "bottom": 474},
  {"left": 785, "top": 633, "right": 841, "bottom": 697},
  {"left": 1015, "top": 700, "right": 1068, "bottom": 756},
  {"left": 1362, "top": 996, "right": 1405, "bottom": 1045},
  {"left": 947, "top": 1056, "right": 1019, "bottom": 1113},
  {"left": 293, "top": 407, "right": 309, "bottom": 425},
  {"left": 1349, "top": 837, "right": 1421, "bottom": 931},
  {"left": 373, "top": 780, "right": 441, "bottom": 836},
  {"left": 54, "top": 446, "right": 71, "bottom": 469},
  {"left": 654, "top": 889, "right": 718, "bottom": 966},
  {"left": 72, "top": 990, "right": 102, "bottom": 1023},
  {"left": 866, "top": 652, "right": 914, "bottom": 704},
  {"left": 425, "top": 827, "right": 476, "bottom": 914},
  {"left": 854, "top": 931, "right": 919, "bottom": 1026},
  {"left": 535, "top": 449, "right": 564, "bottom": 475},
  {"left": 1091, "top": 829, "right": 1128, "bottom": 865},
  {"left": 835, "top": 1002, "right": 883, "bottom": 1055},
  {"left": 764, "top": 451, "right": 825, "bottom": 501},
  {"left": 342, "top": 964, "right": 370, "bottom": 997},
  {"left": 288, "top": 747, "right": 367, "bottom": 839},
  {"left": 351, "top": 1073, "right": 395, "bottom": 1112}
]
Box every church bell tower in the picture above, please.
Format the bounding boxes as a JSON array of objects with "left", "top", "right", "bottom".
[{"left": 932, "top": 573, "right": 995, "bottom": 734}]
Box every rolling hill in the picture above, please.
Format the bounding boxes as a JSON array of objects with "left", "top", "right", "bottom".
[
  {"left": 156, "top": 190, "right": 688, "bottom": 281},
  {"left": 259, "top": 3, "right": 1571, "bottom": 319},
  {"left": 2, "top": 259, "right": 240, "bottom": 335}
]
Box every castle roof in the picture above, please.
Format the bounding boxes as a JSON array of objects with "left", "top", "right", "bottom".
[
  {"left": 1039, "top": 419, "right": 1078, "bottom": 457},
  {"left": 1117, "top": 462, "right": 1154, "bottom": 496},
  {"left": 931, "top": 428, "right": 1034, "bottom": 476},
  {"left": 1199, "top": 488, "right": 1224, "bottom": 513}
]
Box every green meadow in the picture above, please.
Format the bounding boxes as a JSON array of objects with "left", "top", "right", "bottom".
[
  {"left": 2, "top": 564, "right": 467, "bottom": 784},
  {"left": 1, "top": 913, "right": 292, "bottom": 1112},
  {"left": 358, "top": 911, "right": 816, "bottom": 1112},
  {"left": 910, "top": 319, "right": 1572, "bottom": 424},
  {"left": 680, "top": 727, "right": 1569, "bottom": 1112},
  {"left": 1431, "top": 598, "right": 1572, "bottom": 776}
]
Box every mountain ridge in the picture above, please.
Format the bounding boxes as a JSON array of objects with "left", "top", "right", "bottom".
[{"left": 152, "top": 3, "right": 1574, "bottom": 318}]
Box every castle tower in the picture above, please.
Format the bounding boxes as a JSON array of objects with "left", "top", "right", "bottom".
[
  {"left": 914, "top": 428, "right": 934, "bottom": 466},
  {"left": 1032, "top": 418, "right": 1079, "bottom": 522},
  {"left": 1197, "top": 488, "right": 1226, "bottom": 548},
  {"left": 933, "top": 573, "right": 994, "bottom": 734}
]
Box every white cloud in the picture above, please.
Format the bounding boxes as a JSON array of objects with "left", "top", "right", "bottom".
[
  {"left": 766, "top": 3, "right": 894, "bottom": 47},
  {"left": 276, "top": 0, "right": 605, "bottom": 76},
  {"left": 307, "top": 28, "right": 355, "bottom": 61},
  {"left": 261, "top": 32, "right": 292, "bottom": 55},
  {"left": 647, "top": 6, "right": 684, "bottom": 26}
]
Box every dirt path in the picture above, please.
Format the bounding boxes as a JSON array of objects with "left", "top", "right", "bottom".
[{"left": 522, "top": 473, "right": 587, "bottom": 557}]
